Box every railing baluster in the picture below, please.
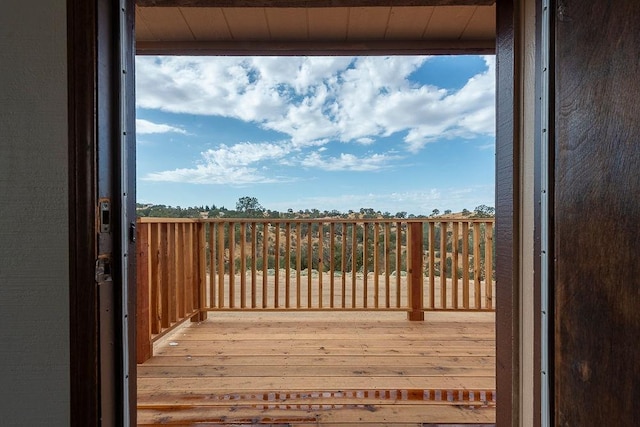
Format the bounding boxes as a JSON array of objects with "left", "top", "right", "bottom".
[
  {"left": 485, "top": 221, "right": 494, "bottom": 309},
  {"left": 452, "top": 221, "right": 459, "bottom": 309},
  {"left": 384, "top": 222, "right": 390, "bottom": 308},
  {"left": 168, "top": 223, "right": 177, "bottom": 323},
  {"left": 351, "top": 223, "right": 357, "bottom": 308},
  {"left": 151, "top": 224, "right": 160, "bottom": 328},
  {"left": 229, "top": 221, "right": 235, "bottom": 309},
  {"left": 395, "top": 221, "right": 401, "bottom": 308},
  {"left": 462, "top": 221, "right": 470, "bottom": 309},
  {"left": 274, "top": 222, "right": 280, "bottom": 308},
  {"left": 318, "top": 221, "right": 323, "bottom": 309},
  {"left": 341, "top": 223, "right": 347, "bottom": 308},
  {"left": 185, "top": 223, "right": 193, "bottom": 314},
  {"left": 285, "top": 222, "right": 291, "bottom": 309},
  {"left": 217, "top": 222, "right": 225, "bottom": 308},
  {"left": 329, "top": 222, "right": 335, "bottom": 309},
  {"left": 363, "top": 222, "right": 368, "bottom": 308},
  {"left": 307, "top": 224, "right": 313, "bottom": 308},
  {"left": 176, "top": 224, "right": 187, "bottom": 319},
  {"left": 473, "top": 222, "right": 481, "bottom": 309},
  {"left": 262, "top": 223, "right": 268, "bottom": 308},
  {"left": 193, "top": 223, "right": 200, "bottom": 313},
  {"left": 160, "top": 223, "right": 170, "bottom": 329},
  {"left": 196, "top": 222, "right": 207, "bottom": 321},
  {"left": 208, "top": 222, "right": 216, "bottom": 308},
  {"left": 191, "top": 223, "right": 196, "bottom": 313},
  {"left": 374, "top": 222, "right": 379, "bottom": 309},
  {"left": 296, "top": 222, "right": 302, "bottom": 309},
  {"left": 428, "top": 221, "right": 435, "bottom": 309},
  {"left": 440, "top": 221, "right": 448, "bottom": 309},
  {"left": 240, "top": 222, "right": 246, "bottom": 309},
  {"left": 251, "top": 222, "right": 257, "bottom": 308}
]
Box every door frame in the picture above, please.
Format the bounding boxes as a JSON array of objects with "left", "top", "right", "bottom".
[
  {"left": 495, "top": 1, "right": 523, "bottom": 425},
  {"left": 68, "top": 1, "right": 526, "bottom": 425},
  {"left": 68, "top": 0, "right": 136, "bottom": 425}
]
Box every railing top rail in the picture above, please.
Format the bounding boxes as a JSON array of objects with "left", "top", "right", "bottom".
[
  {"left": 138, "top": 217, "right": 494, "bottom": 224},
  {"left": 138, "top": 217, "right": 201, "bottom": 223}
]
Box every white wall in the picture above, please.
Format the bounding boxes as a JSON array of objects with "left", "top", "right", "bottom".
[{"left": 0, "top": 0, "right": 70, "bottom": 425}]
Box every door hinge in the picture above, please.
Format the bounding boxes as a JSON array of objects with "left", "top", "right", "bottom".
[
  {"left": 95, "top": 256, "right": 113, "bottom": 283},
  {"left": 129, "top": 222, "right": 136, "bottom": 243},
  {"left": 99, "top": 198, "right": 111, "bottom": 233}
]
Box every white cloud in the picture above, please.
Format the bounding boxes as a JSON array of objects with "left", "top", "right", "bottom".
[
  {"left": 136, "top": 55, "right": 495, "bottom": 152},
  {"left": 143, "top": 141, "right": 294, "bottom": 185},
  {"left": 356, "top": 137, "right": 375, "bottom": 145},
  {"left": 143, "top": 139, "right": 404, "bottom": 183},
  {"left": 136, "top": 118, "right": 187, "bottom": 135},
  {"left": 301, "top": 151, "right": 400, "bottom": 172},
  {"left": 268, "top": 185, "right": 494, "bottom": 215}
]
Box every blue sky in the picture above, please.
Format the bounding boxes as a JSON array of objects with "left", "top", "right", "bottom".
[{"left": 135, "top": 55, "right": 495, "bottom": 215}]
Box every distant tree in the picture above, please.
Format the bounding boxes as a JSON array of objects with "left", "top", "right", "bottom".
[
  {"left": 360, "top": 207, "right": 376, "bottom": 218},
  {"left": 396, "top": 211, "right": 407, "bottom": 219},
  {"left": 462, "top": 208, "right": 471, "bottom": 216},
  {"left": 472, "top": 204, "right": 495, "bottom": 218},
  {"left": 265, "top": 209, "right": 280, "bottom": 219},
  {"left": 430, "top": 209, "right": 440, "bottom": 217},
  {"left": 236, "top": 196, "right": 265, "bottom": 217},
  {"left": 444, "top": 209, "right": 452, "bottom": 215}
]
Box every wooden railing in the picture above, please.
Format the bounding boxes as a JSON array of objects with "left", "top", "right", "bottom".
[
  {"left": 135, "top": 218, "right": 207, "bottom": 363},
  {"left": 136, "top": 217, "right": 494, "bottom": 362}
]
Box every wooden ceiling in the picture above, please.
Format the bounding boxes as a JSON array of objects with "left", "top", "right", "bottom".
[{"left": 136, "top": 0, "right": 495, "bottom": 55}]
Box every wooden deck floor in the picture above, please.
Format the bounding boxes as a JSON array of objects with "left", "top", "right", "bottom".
[{"left": 137, "top": 311, "right": 496, "bottom": 426}]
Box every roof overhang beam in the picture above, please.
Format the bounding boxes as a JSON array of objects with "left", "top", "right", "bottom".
[
  {"left": 137, "top": 0, "right": 495, "bottom": 7},
  {"left": 136, "top": 39, "right": 494, "bottom": 55}
]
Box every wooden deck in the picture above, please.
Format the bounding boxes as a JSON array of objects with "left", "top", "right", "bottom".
[{"left": 137, "top": 312, "right": 496, "bottom": 426}]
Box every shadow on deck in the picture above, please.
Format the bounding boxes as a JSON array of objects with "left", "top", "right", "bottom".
[{"left": 137, "top": 311, "right": 496, "bottom": 426}]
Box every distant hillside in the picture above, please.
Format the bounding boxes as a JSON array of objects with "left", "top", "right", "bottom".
[{"left": 136, "top": 199, "right": 494, "bottom": 220}]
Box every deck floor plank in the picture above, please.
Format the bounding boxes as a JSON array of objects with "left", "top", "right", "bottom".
[
  {"left": 137, "top": 312, "right": 496, "bottom": 425},
  {"left": 141, "top": 355, "right": 495, "bottom": 367},
  {"left": 137, "top": 405, "right": 495, "bottom": 425},
  {"left": 138, "top": 365, "right": 494, "bottom": 378}
]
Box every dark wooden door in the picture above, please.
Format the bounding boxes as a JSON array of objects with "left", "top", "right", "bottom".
[
  {"left": 68, "top": 0, "right": 136, "bottom": 424},
  {"left": 554, "top": 1, "right": 640, "bottom": 425}
]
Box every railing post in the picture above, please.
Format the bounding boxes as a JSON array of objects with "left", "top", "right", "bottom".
[
  {"left": 136, "top": 221, "right": 152, "bottom": 363},
  {"left": 160, "top": 223, "right": 169, "bottom": 329},
  {"left": 407, "top": 221, "right": 424, "bottom": 321},
  {"left": 194, "top": 221, "right": 208, "bottom": 321}
]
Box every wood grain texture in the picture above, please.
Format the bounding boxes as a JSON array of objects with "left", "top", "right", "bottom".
[
  {"left": 495, "top": 0, "right": 519, "bottom": 425},
  {"left": 172, "top": 218, "right": 494, "bottom": 312},
  {"left": 138, "top": 312, "right": 495, "bottom": 424},
  {"left": 136, "top": 39, "right": 494, "bottom": 55},
  {"left": 554, "top": 0, "right": 640, "bottom": 425},
  {"left": 136, "top": 224, "right": 152, "bottom": 363},
  {"left": 137, "top": 0, "right": 496, "bottom": 7},
  {"left": 134, "top": 2, "right": 495, "bottom": 54},
  {"left": 68, "top": 0, "right": 100, "bottom": 422}
]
